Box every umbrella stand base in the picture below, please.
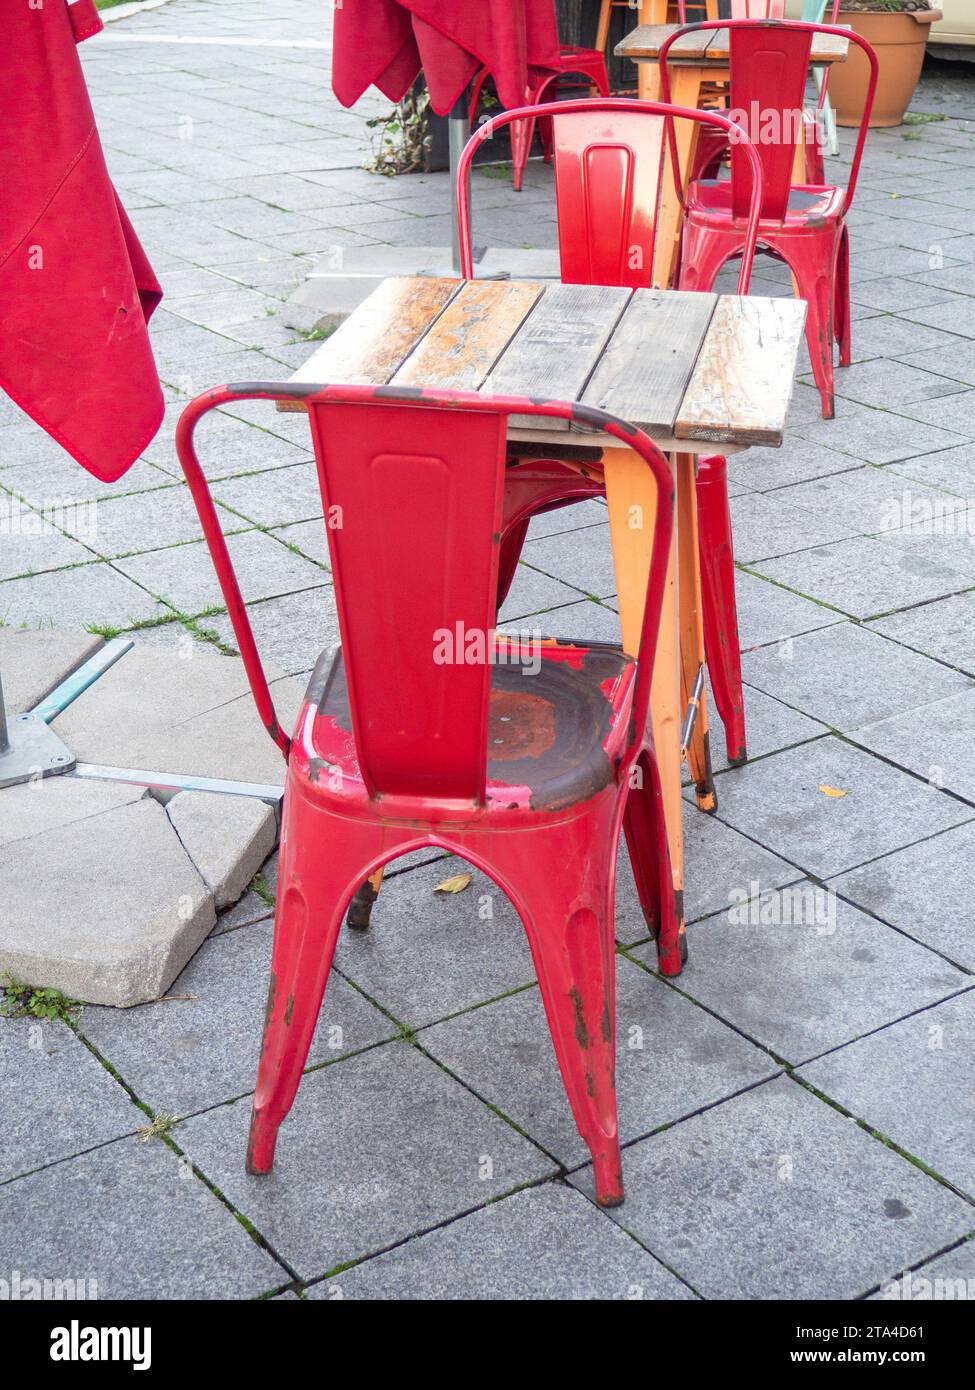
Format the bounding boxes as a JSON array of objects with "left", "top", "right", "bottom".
[
  {"left": 0, "top": 712, "right": 76, "bottom": 789},
  {"left": 281, "top": 244, "right": 560, "bottom": 335}
]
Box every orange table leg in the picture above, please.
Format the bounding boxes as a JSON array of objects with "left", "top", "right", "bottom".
[
  {"left": 651, "top": 65, "right": 707, "bottom": 289},
  {"left": 676, "top": 453, "right": 716, "bottom": 814},
  {"left": 604, "top": 445, "right": 684, "bottom": 936}
]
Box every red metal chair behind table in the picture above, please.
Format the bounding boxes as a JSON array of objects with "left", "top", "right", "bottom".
[
  {"left": 661, "top": 18, "right": 878, "bottom": 419},
  {"left": 456, "top": 97, "right": 765, "bottom": 767},
  {"left": 176, "top": 381, "right": 677, "bottom": 1209},
  {"left": 467, "top": 46, "right": 610, "bottom": 193}
]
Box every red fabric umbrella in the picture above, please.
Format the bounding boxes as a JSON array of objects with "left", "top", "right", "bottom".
[
  {"left": 332, "top": 0, "right": 562, "bottom": 116},
  {"left": 0, "top": 0, "right": 164, "bottom": 483}
]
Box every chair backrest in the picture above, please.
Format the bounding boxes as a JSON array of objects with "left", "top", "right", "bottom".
[
  {"left": 456, "top": 97, "right": 764, "bottom": 292},
  {"left": 175, "top": 383, "right": 675, "bottom": 806},
  {"left": 730, "top": 1, "right": 785, "bottom": 16},
  {"left": 660, "top": 20, "right": 877, "bottom": 221}
]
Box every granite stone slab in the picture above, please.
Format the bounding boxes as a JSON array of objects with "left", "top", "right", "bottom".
[
  {"left": 800, "top": 991, "right": 975, "bottom": 1198},
  {"left": 0, "top": 1136, "right": 287, "bottom": 1299},
  {"left": 77, "top": 919, "right": 397, "bottom": 1117},
  {"left": 853, "top": 687, "right": 975, "bottom": 803},
  {"left": 174, "top": 1042, "right": 557, "bottom": 1279},
  {"left": 570, "top": 1076, "right": 974, "bottom": 1300},
  {"left": 307, "top": 1183, "right": 697, "bottom": 1301},
  {"left": 0, "top": 629, "right": 103, "bottom": 713}
]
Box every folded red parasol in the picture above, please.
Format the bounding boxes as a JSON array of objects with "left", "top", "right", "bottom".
[
  {"left": 0, "top": 0, "right": 164, "bottom": 483},
  {"left": 332, "top": 0, "right": 562, "bottom": 116}
]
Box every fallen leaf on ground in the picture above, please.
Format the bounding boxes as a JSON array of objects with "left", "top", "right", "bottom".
[
  {"left": 818, "top": 784, "right": 848, "bottom": 799},
  {"left": 433, "top": 873, "right": 472, "bottom": 895}
]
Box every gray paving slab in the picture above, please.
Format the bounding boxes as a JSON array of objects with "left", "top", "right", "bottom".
[
  {"left": 0, "top": 1136, "right": 287, "bottom": 1299},
  {"left": 633, "top": 885, "right": 967, "bottom": 1066},
  {"left": 84, "top": 483, "right": 226, "bottom": 560},
  {"left": 0, "top": 627, "right": 103, "bottom": 712},
  {"left": 741, "top": 622, "right": 972, "bottom": 731},
  {"left": 854, "top": 686, "right": 975, "bottom": 804},
  {"left": 772, "top": 464, "right": 947, "bottom": 538},
  {"left": 796, "top": 403, "right": 966, "bottom": 466},
  {"left": 753, "top": 536, "right": 972, "bottom": 621},
  {"left": 0, "top": 510, "right": 96, "bottom": 580},
  {"left": 522, "top": 524, "right": 615, "bottom": 598},
  {"left": 825, "top": 359, "right": 966, "bottom": 411},
  {"left": 54, "top": 643, "right": 303, "bottom": 783},
  {"left": 890, "top": 387, "right": 975, "bottom": 436},
  {"left": 727, "top": 491, "right": 860, "bottom": 563},
  {"left": 709, "top": 735, "right": 970, "bottom": 879},
  {"left": 569, "top": 1075, "right": 974, "bottom": 1300},
  {"left": 421, "top": 957, "right": 777, "bottom": 1168},
  {"left": 0, "top": 561, "right": 170, "bottom": 631},
  {"left": 829, "top": 820, "right": 975, "bottom": 971},
  {"left": 732, "top": 569, "right": 840, "bottom": 650},
  {"left": 210, "top": 462, "right": 324, "bottom": 527},
  {"left": 174, "top": 1042, "right": 557, "bottom": 1279},
  {"left": 0, "top": 1017, "right": 143, "bottom": 1182},
  {"left": 307, "top": 1183, "right": 696, "bottom": 1301},
  {"left": 884, "top": 441, "right": 975, "bottom": 497},
  {"left": 115, "top": 528, "right": 328, "bottom": 616},
  {"left": 710, "top": 681, "right": 825, "bottom": 772},
  {"left": 799, "top": 992, "right": 975, "bottom": 1198},
  {"left": 498, "top": 561, "right": 596, "bottom": 624},
  {"left": 872, "top": 1239, "right": 975, "bottom": 1301},
  {"left": 0, "top": 778, "right": 147, "bottom": 851},
  {"left": 678, "top": 798, "right": 804, "bottom": 929},
  {"left": 0, "top": 798, "right": 214, "bottom": 1007},
  {"left": 208, "top": 587, "right": 340, "bottom": 675},
  {"left": 167, "top": 790, "right": 276, "bottom": 909},
  {"left": 334, "top": 854, "right": 535, "bottom": 1028},
  {"left": 513, "top": 597, "right": 622, "bottom": 646},
  {"left": 78, "top": 919, "right": 397, "bottom": 1118},
  {"left": 845, "top": 314, "right": 961, "bottom": 364},
  {"left": 868, "top": 592, "right": 975, "bottom": 676}
]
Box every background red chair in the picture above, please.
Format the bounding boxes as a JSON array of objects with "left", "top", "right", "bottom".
[
  {"left": 176, "top": 381, "right": 677, "bottom": 1210},
  {"left": 662, "top": 18, "right": 878, "bottom": 419},
  {"left": 457, "top": 97, "right": 764, "bottom": 771}
]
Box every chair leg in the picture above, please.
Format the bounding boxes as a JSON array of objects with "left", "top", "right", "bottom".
[
  {"left": 784, "top": 240, "right": 837, "bottom": 419},
  {"left": 696, "top": 455, "right": 746, "bottom": 766},
  {"left": 481, "top": 802, "right": 625, "bottom": 1206},
  {"left": 676, "top": 219, "right": 743, "bottom": 294},
  {"left": 835, "top": 224, "right": 851, "bottom": 368},
  {"left": 676, "top": 452, "right": 717, "bottom": 814},
  {"left": 247, "top": 795, "right": 387, "bottom": 1175},
  {"left": 623, "top": 751, "right": 685, "bottom": 977},
  {"left": 497, "top": 515, "right": 531, "bottom": 608},
  {"left": 346, "top": 866, "right": 384, "bottom": 930}
]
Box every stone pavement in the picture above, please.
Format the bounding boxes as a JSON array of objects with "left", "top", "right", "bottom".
[{"left": 1, "top": 0, "right": 974, "bottom": 1299}]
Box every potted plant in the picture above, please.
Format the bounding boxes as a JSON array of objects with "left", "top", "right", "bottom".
[{"left": 829, "top": 1, "right": 943, "bottom": 128}]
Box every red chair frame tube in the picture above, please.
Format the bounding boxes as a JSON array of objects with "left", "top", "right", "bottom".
[
  {"left": 175, "top": 381, "right": 675, "bottom": 796},
  {"left": 455, "top": 96, "right": 765, "bottom": 294},
  {"left": 658, "top": 20, "right": 879, "bottom": 212}
]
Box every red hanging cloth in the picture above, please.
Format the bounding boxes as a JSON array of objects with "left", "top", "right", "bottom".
[
  {"left": 0, "top": 0, "right": 164, "bottom": 483},
  {"left": 332, "top": 0, "right": 562, "bottom": 116}
]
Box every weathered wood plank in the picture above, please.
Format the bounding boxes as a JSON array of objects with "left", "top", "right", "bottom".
[
  {"left": 391, "top": 279, "right": 544, "bottom": 391},
  {"left": 581, "top": 288, "right": 717, "bottom": 437},
  {"left": 616, "top": 23, "right": 716, "bottom": 62},
  {"left": 278, "top": 276, "right": 459, "bottom": 411},
  {"left": 617, "top": 22, "right": 848, "bottom": 64},
  {"left": 675, "top": 294, "right": 807, "bottom": 448},
  {"left": 482, "top": 283, "right": 632, "bottom": 431}
]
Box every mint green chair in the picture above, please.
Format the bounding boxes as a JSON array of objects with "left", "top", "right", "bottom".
[{"left": 802, "top": 0, "right": 840, "bottom": 158}]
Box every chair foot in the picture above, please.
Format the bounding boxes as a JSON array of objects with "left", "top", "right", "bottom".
[
  {"left": 246, "top": 1109, "right": 278, "bottom": 1175},
  {"left": 346, "top": 873, "right": 380, "bottom": 930},
  {"left": 592, "top": 1147, "right": 625, "bottom": 1208},
  {"left": 692, "top": 732, "right": 718, "bottom": 814}
]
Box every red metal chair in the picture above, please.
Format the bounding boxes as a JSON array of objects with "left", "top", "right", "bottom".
[
  {"left": 468, "top": 47, "right": 610, "bottom": 192},
  {"left": 176, "top": 381, "right": 677, "bottom": 1209},
  {"left": 457, "top": 98, "right": 764, "bottom": 769},
  {"left": 661, "top": 19, "right": 878, "bottom": 419}
]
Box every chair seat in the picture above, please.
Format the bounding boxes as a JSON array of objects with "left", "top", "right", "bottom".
[
  {"left": 686, "top": 178, "right": 845, "bottom": 229},
  {"left": 302, "top": 637, "right": 635, "bottom": 812}
]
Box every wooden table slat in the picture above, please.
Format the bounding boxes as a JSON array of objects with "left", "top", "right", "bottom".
[
  {"left": 617, "top": 24, "right": 849, "bottom": 64},
  {"left": 482, "top": 283, "right": 632, "bottom": 431},
  {"left": 675, "top": 294, "right": 807, "bottom": 447},
  {"left": 391, "top": 278, "right": 544, "bottom": 391},
  {"left": 581, "top": 288, "right": 717, "bottom": 438},
  {"left": 277, "top": 276, "right": 460, "bottom": 411}
]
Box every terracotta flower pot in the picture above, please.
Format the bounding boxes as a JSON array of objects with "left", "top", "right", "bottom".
[{"left": 830, "top": 9, "right": 942, "bottom": 128}]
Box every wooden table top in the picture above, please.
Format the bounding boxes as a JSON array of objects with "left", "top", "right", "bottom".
[
  {"left": 283, "top": 276, "right": 807, "bottom": 451},
  {"left": 617, "top": 24, "right": 850, "bottom": 65}
]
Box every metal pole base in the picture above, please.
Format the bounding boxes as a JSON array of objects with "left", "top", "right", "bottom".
[{"left": 0, "top": 712, "right": 76, "bottom": 789}]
